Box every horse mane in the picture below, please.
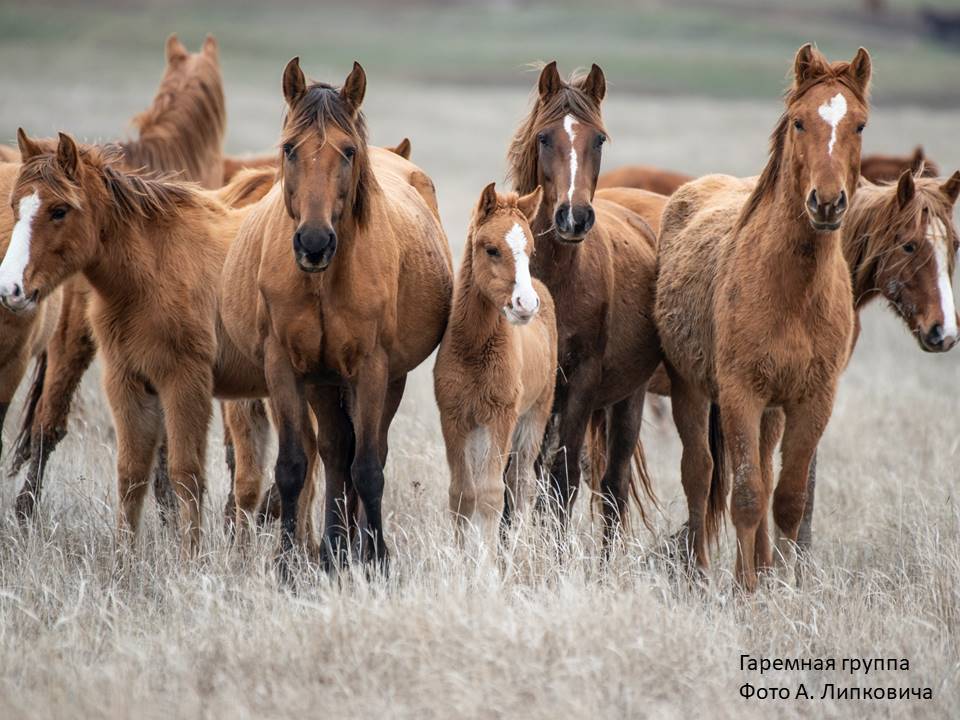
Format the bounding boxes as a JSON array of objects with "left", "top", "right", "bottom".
[
  {"left": 112, "top": 47, "right": 225, "bottom": 183},
  {"left": 844, "top": 177, "right": 957, "bottom": 305},
  {"left": 506, "top": 68, "right": 607, "bottom": 194},
  {"left": 737, "top": 55, "right": 870, "bottom": 232},
  {"left": 281, "top": 81, "right": 374, "bottom": 229},
  {"left": 15, "top": 143, "right": 203, "bottom": 231}
]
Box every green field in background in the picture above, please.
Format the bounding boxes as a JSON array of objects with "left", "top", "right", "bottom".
[{"left": 0, "top": 0, "right": 957, "bottom": 105}]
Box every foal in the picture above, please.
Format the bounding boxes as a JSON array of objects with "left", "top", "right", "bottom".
[
  {"left": 0, "top": 132, "right": 267, "bottom": 553},
  {"left": 435, "top": 184, "right": 556, "bottom": 548},
  {"left": 655, "top": 45, "right": 872, "bottom": 590}
]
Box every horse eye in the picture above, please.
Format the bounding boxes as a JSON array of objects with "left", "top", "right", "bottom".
[
  {"left": 343, "top": 146, "right": 356, "bottom": 160},
  {"left": 595, "top": 134, "right": 607, "bottom": 149},
  {"left": 50, "top": 206, "right": 68, "bottom": 221},
  {"left": 903, "top": 242, "right": 916, "bottom": 254},
  {"left": 856, "top": 123, "right": 866, "bottom": 134},
  {"left": 283, "top": 143, "right": 296, "bottom": 160},
  {"left": 793, "top": 119, "right": 805, "bottom": 132},
  {"left": 486, "top": 246, "right": 500, "bottom": 258},
  {"left": 537, "top": 133, "right": 549, "bottom": 147}
]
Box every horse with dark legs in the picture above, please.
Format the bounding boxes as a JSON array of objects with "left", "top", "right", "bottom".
[
  {"left": 507, "top": 61, "right": 661, "bottom": 545},
  {"left": 655, "top": 45, "right": 872, "bottom": 590},
  {"left": 219, "top": 59, "right": 452, "bottom": 574}
]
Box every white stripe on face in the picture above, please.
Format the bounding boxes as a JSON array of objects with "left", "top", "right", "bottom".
[
  {"left": 817, "top": 93, "right": 848, "bottom": 157},
  {"left": 0, "top": 191, "right": 41, "bottom": 303},
  {"left": 564, "top": 114, "right": 578, "bottom": 226},
  {"left": 928, "top": 217, "right": 958, "bottom": 342},
  {"left": 505, "top": 222, "right": 539, "bottom": 322}
]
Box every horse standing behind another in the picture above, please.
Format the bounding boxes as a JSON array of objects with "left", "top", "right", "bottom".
[{"left": 435, "top": 183, "right": 556, "bottom": 550}]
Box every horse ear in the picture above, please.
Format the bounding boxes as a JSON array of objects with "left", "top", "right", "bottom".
[
  {"left": 538, "top": 61, "right": 562, "bottom": 101},
  {"left": 910, "top": 146, "right": 926, "bottom": 176},
  {"left": 165, "top": 33, "right": 188, "bottom": 64},
  {"left": 341, "top": 61, "right": 366, "bottom": 115},
  {"left": 793, "top": 43, "right": 820, "bottom": 85},
  {"left": 16, "top": 128, "right": 42, "bottom": 162},
  {"left": 847, "top": 47, "right": 872, "bottom": 94},
  {"left": 282, "top": 57, "right": 307, "bottom": 107},
  {"left": 896, "top": 170, "right": 915, "bottom": 209},
  {"left": 579, "top": 64, "right": 606, "bottom": 104},
  {"left": 56, "top": 132, "right": 79, "bottom": 179},
  {"left": 941, "top": 171, "right": 960, "bottom": 206},
  {"left": 477, "top": 182, "right": 499, "bottom": 223},
  {"left": 517, "top": 185, "right": 543, "bottom": 222},
  {"left": 202, "top": 34, "right": 219, "bottom": 58},
  {"left": 390, "top": 138, "right": 411, "bottom": 160}
]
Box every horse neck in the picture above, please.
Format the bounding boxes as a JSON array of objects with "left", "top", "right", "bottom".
[
  {"left": 448, "top": 242, "right": 510, "bottom": 362},
  {"left": 83, "top": 201, "right": 159, "bottom": 305},
  {"left": 841, "top": 189, "right": 887, "bottom": 312},
  {"left": 751, "top": 172, "right": 844, "bottom": 304}
]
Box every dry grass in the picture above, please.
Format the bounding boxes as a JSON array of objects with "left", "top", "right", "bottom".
[{"left": 2, "top": 33, "right": 960, "bottom": 718}]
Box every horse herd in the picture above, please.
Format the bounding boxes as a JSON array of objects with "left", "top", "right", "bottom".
[{"left": 0, "top": 36, "right": 957, "bottom": 591}]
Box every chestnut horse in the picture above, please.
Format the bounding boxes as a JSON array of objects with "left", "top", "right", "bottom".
[
  {"left": 10, "top": 34, "right": 228, "bottom": 518},
  {"left": 1, "top": 132, "right": 270, "bottom": 553},
  {"left": 655, "top": 45, "right": 871, "bottom": 590},
  {"left": 645, "top": 166, "right": 960, "bottom": 562},
  {"left": 219, "top": 60, "right": 452, "bottom": 569},
  {"left": 507, "top": 62, "right": 660, "bottom": 541},
  {"left": 435, "top": 183, "right": 556, "bottom": 548}
]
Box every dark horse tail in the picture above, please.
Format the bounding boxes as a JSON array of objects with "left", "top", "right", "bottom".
[
  {"left": 585, "top": 409, "right": 658, "bottom": 531},
  {"left": 704, "top": 402, "right": 728, "bottom": 547},
  {"left": 11, "top": 352, "right": 47, "bottom": 473}
]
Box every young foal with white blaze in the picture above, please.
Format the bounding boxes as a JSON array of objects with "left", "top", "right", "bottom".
[{"left": 435, "top": 184, "right": 556, "bottom": 547}]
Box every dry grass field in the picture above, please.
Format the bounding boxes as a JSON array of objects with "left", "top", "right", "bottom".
[{"left": 1, "top": 2, "right": 960, "bottom": 718}]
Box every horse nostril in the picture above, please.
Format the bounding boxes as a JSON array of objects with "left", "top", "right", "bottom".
[
  {"left": 807, "top": 189, "right": 819, "bottom": 213},
  {"left": 836, "top": 190, "right": 847, "bottom": 213},
  {"left": 11, "top": 284, "right": 22, "bottom": 298},
  {"left": 927, "top": 324, "right": 944, "bottom": 347}
]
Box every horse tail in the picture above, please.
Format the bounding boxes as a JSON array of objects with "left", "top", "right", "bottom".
[
  {"left": 704, "top": 402, "right": 728, "bottom": 548},
  {"left": 216, "top": 167, "right": 278, "bottom": 209},
  {"left": 11, "top": 352, "right": 47, "bottom": 473},
  {"left": 585, "top": 408, "right": 658, "bottom": 532}
]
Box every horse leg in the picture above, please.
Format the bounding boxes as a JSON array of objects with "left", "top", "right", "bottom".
[
  {"left": 152, "top": 436, "right": 179, "bottom": 530},
  {"left": 0, "top": 348, "right": 29, "bottom": 470},
  {"left": 718, "top": 391, "right": 766, "bottom": 592},
  {"left": 349, "top": 354, "right": 391, "bottom": 568},
  {"left": 599, "top": 388, "right": 646, "bottom": 548},
  {"left": 772, "top": 396, "right": 832, "bottom": 584},
  {"left": 223, "top": 399, "right": 270, "bottom": 539},
  {"left": 756, "top": 407, "right": 785, "bottom": 574},
  {"left": 667, "top": 369, "right": 713, "bottom": 572},
  {"left": 309, "top": 385, "right": 355, "bottom": 569},
  {"left": 503, "top": 398, "right": 552, "bottom": 535},
  {"left": 795, "top": 448, "right": 818, "bottom": 556},
  {"left": 16, "top": 288, "right": 97, "bottom": 519},
  {"left": 546, "top": 359, "right": 600, "bottom": 527},
  {"left": 157, "top": 367, "right": 213, "bottom": 558},
  {"left": 103, "top": 367, "right": 163, "bottom": 544},
  {"left": 221, "top": 401, "right": 237, "bottom": 530},
  {"left": 264, "top": 341, "right": 314, "bottom": 570}
]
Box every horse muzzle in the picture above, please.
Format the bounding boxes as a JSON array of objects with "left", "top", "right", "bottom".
[
  {"left": 0, "top": 282, "right": 39, "bottom": 314},
  {"left": 806, "top": 189, "right": 847, "bottom": 233},
  {"left": 918, "top": 323, "right": 958, "bottom": 353},
  {"left": 553, "top": 203, "right": 595, "bottom": 242},
  {"left": 293, "top": 226, "right": 337, "bottom": 273}
]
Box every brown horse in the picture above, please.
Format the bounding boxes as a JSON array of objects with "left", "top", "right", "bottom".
[
  {"left": 1, "top": 132, "right": 269, "bottom": 553},
  {"left": 435, "top": 183, "right": 556, "bottom": 548},
  {"left": 655, "top": 45, "right": 871, "bottom": 590},
  {"left": 596, "top": 146, "right": 939, "bottom": 197},
  {"left": 10, "top": 34, "right": 229, "bottom": 518},
  {"left": 219, "top": 59, "right": 452, "bottom": 569},
  {"left": 646, "top": 166, "right": 960, "bottom": 562},
  {"left": 507, "top": 62, "right": 660, "bottom": 541}
]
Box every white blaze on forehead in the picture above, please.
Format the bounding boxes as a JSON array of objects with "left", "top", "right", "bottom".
[
  {"left": 505, "top": 222, "right": 538, "bottom": 314},
  {"left": 817, "top": 92, "right": 848, "bottom": 156},
  {"left": 928, "top": 216, "right": 958, "bottom": 341},
  {"left": 564, "top": 114, "right": 578, "bottom": 225},
  {"left": 0, "top": 191, "right": 41, "bottom": 295}
]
